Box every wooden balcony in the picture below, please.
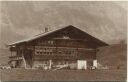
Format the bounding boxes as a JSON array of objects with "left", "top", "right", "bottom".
[
  {"left": 33, "top": 53, "right": 96, "bottom": 60},
  {"left": 33, "top": 55, "right": 78, "bottom": 60},
  {"left": 36, "top": 39, "right": 91, "bottom": 48}
]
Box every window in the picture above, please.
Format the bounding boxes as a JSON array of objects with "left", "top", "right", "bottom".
[
  {"left": 47, "top": 40, "right": 54, "bottom": 45},
  {"left": 50, "top": 52, "right": 53, "bottom": 55},
  {"left": 40, "top": 52, "right": 42, "bottom": 54},
  {"left": 36, "top": 51, "right": 40, "bottom": 55},
  {"left": 51, "top": 41, "right": 54, "bottom": 44}
]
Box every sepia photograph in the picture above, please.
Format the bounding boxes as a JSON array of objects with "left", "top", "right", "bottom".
[{"left": 0, "top": 1, "right": 127, "bottom": 82}]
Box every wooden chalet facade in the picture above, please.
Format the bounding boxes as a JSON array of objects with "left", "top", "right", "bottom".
[{"left": 8, "top": 25, "right": 108, "bottom": 69}]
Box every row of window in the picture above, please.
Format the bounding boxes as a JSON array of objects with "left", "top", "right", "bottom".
[
  {"left": 36, "top": 40, "right": 86, "bottom": 47},
  {"left": 34, "top": 60, "right": 76, "bottom": 65},
  {"left": 35, "top": 46, "right": 91, "bottom": 50},
  {"left": 35, "top": 50, "right": 50, "bottom": 54},
  {"left": 35, "top": 50, "right": 77, "bottom": 55},
  {"left": 35, "top": 47, "right": 78, "bottom": 52},
  {"left": 37, "top": 40, "right": 54, "bottom": 45},
  {"left": 35, "top": 46, "right": 84, "bottom": 50}
]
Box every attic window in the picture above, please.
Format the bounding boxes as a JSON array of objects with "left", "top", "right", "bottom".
[
  {"left": 63, "top": 36, "right": 70, "bottom": 39},
  {"left": 48, "top": 40, "right": 54, "bottom": 44},
  {"left": 12, "top": 46, "right": 15, "bottom": 47}
]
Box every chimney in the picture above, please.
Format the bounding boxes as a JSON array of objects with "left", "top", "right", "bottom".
[{"left": 45, "top": 27, "right": 48, "bottom": 32}]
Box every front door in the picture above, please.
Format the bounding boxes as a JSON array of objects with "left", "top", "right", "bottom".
[{"left": 77, "top": 60, "right": 87, "bottom": 69}]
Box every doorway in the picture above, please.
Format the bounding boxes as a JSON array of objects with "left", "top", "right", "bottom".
[{"left": 77, "top": 60, "right": 87, "bottom": 70}]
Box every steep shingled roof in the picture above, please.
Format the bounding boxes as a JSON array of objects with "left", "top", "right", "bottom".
[
  {"left": 9, "top": 25, "right": 109, "bottom": 47},
  {"left": 8, "top": 25, "right": 68, "bottom": 46}
]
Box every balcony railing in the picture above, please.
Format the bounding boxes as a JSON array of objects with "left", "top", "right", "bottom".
[
  {"left": 9, "top": 56, "right": 23, "bottom": 60},
  {"left": 33, "top": 55, "right": 78, "bottom": 60}
]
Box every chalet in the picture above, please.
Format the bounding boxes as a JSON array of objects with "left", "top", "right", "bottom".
[{"left": 8, "top": 25, "right": 108, "bottom": 70}]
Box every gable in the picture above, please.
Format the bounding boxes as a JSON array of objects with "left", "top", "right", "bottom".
[{"left": 9, "top": 25, "right": 108, "bottom": 48}]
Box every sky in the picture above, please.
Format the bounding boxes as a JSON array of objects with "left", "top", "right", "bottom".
[{"left": 0, "top": 1, "right": 127, "bottom": 48}]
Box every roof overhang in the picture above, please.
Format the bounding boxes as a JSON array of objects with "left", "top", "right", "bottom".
[{"left": 8, "top": 25, "right": 109, "bottom": 47}]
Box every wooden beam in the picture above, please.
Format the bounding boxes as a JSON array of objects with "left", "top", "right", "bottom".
[{"left": 22, "top": 50, "right": 27, "bottom": 69}]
